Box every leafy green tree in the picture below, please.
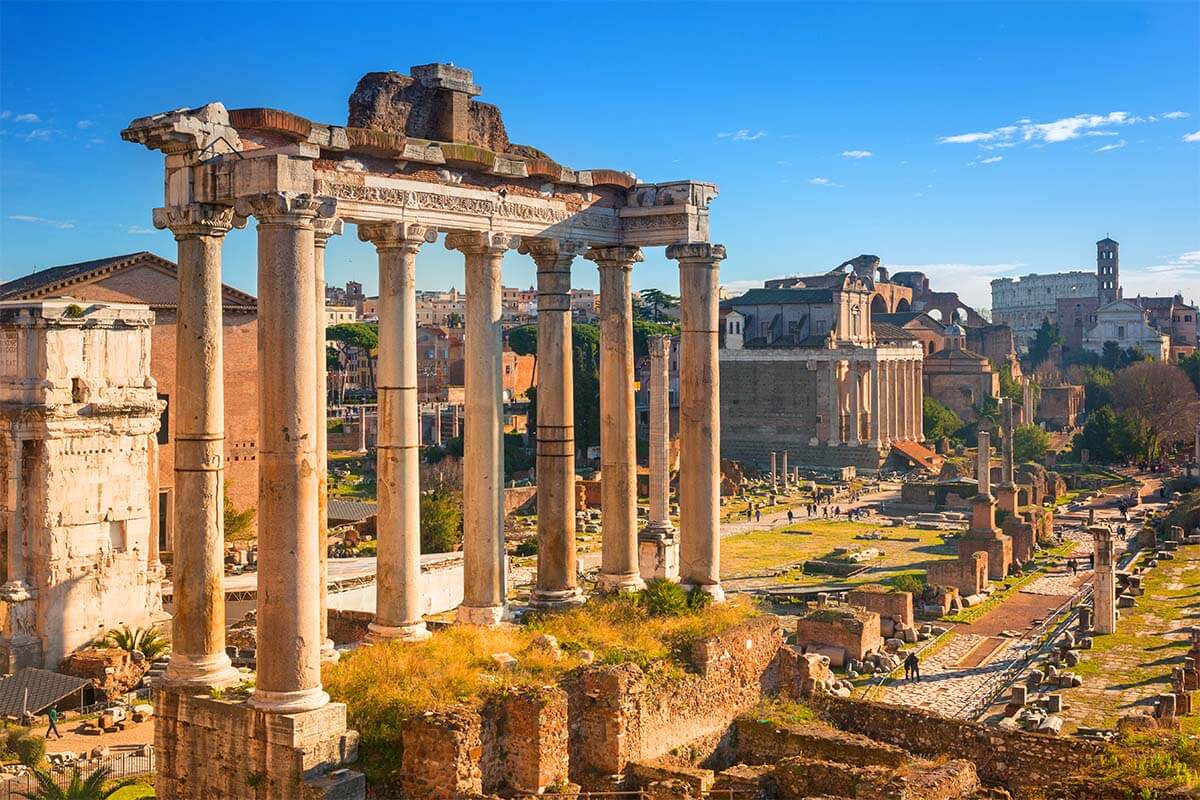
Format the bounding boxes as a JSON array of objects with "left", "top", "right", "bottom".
[
  {"left": 1179, "top": 350, "right": 1200, "bottom": 394},
  {"left": 632, "top": 319, "right": 676, "bottom": 357},
  {"left": 105, "top": 625, "right": 170, "bottom": 660},
  {"left": 420, "top": 488, "right": 462, "bottom": 554},
  {"left": 8, "top": 731, "right": 45, "bottom": 770},
  {"left": 572, "top": 324, "right": 602, "bottom": 452},
  {"left": 923, "top": 396, "right": 963, "bottom": 442},
  {"left": 445, "top": 312, "right": 464, "bottom": 328},
  {"left": 223, "top": 481, "right": 255, "bottom": 541},
  {"left": 1012, "top": 423, "right": 1050, "bottom": 463},
  {"left": 994, "top": 361, "right": 1023, "bottom": 405},
  {"left": 506, "top": 324, "right": 537, "bottom": 357},
  {"left": 1026, "top": 319, "right": 1063, "bottom": 368},
  {"left": 637, "top": 288, "right": 679, "bottom": 322},
  {"left": 1074, "top": 406, "right": 1150, "bottom": 463},
  {"left": 327, "top": 322, "right": 379, "bottom": 391},
  {"left": 19, "top": 766, "right": 138, "bottom": 800},
  {"left": 1077, "top": 365, "right": 1114, "bottom": 413}
]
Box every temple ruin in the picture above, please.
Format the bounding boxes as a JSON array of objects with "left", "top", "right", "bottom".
[{"left": 122, "top": 63, "right": 725, "bottom": 797}]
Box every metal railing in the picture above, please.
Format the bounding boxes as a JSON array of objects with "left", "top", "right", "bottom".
[
  {"left": 0, "top": 749, "right": 155, "bottom": 799},
  {"left": 76, "top": 687, "right": 153, "bottom": 717}
]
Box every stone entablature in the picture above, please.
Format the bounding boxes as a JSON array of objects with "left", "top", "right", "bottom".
[{"left": 0, "top": 299, "right": 164, "bottom": 670}]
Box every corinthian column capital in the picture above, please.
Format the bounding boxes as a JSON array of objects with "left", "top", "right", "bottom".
[
  {"left": 585, "top": 245, "right": 643, "bottom": 271},
  {"left": 152, "top": 203, "right": 244, "bottom": 238},
  {"left": 666, "top": 242, "right": 727, "bottom": 264},
  {"left": 234, "top": 192, "right": 336, "bottom": 227},
  {"left": 313, "top": 217, "right": 345, "bottom": 248},
  {"left": 357, "top": 222, "right": 436, "bottom": 252},
  {"left": 445, "top": 230, "right": 519, "bottom": 255},
  {"left": 520, "top": 238, "right": 587, "bottom": 270}
]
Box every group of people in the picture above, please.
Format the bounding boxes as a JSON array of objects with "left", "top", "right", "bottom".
[{"left": 745, "top": 498, "right": 874, "bottom": 526}]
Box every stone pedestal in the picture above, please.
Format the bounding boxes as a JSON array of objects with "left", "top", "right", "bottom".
[
  {"left": 638, "top": 533, "right": 680, "bottom": 582},
  {"left": 1091, "top": 524, "right": 1117, "bottom": 635},
  {"left": 155, "top": 688, "right": 363, "bottom": 800},
  {"left": 961, "top": 431, "right": 1012, "bottom": 580}
]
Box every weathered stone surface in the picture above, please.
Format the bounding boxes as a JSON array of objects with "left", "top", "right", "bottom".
[{"left": 347, "top": 70, "right": 511, "bottom": 153}]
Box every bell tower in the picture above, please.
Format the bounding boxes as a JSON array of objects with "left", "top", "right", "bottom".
[{"left": 1097, "top": 237, "right": 1120, "bottom": 304}]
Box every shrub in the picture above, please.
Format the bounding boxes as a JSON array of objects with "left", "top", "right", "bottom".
[
  {"left": 513, "top": 538, "right": 538, "bottom": 557},
  {"left": 11, "top": 732, "right": 45, "bottom": 768},
  {"left": 888, "top": 573, "right": 927, "bottom": 595},
  {"left": 420, "top": 488, "right": 462, "bottom": 554},
  {"left": 686, "top": 585, "right": 714, "bottom": 612},
  {"left": 105, "top": 625, "right": 170, "bottom": 660},
  {"left": 643, "top": 579, "right": 689, "bottom": 617}
]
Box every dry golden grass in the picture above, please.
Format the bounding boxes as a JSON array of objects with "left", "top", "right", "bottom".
[{"left": 322, "top": 593, "right": 761, "bottom": 790}]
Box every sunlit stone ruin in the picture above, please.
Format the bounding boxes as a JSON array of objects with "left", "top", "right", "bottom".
[{"left": 121, "top": 64, "right": 725, "bottom": 798}]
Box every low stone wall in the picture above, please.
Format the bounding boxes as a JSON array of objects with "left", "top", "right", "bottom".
[
  {"left": 327, "top": 608, "right": 373, "bottom": 645},
  {"left": 155, "top": 688, "right": 363, "bottom": 799},
  {"left": 504, "top": 485, "right": 538, "bottom": 516},
  {"left": 811, "top": 694, "right": 1104, "bottom": 795},
  {"left": 566, "top": 615, "right": 782, "bottom": 788},
  {"left": 846, "top": 585, "right": 914, "bottom": 629}
]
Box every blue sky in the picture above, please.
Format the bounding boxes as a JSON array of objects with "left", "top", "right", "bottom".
[{"left": 1, "top": 1, "right": 1197, "bottom": 310}]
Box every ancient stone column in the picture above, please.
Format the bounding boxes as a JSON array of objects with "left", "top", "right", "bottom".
[
  {"left": 153, "top": 203, "right": 241, "bottom": 689},
  {"left": 849, "top": 364, "right": 863, "bottom": 445},
  {"left": 913, "top": 360, "right": 924, "bottom": 440},
  {"left": 522, "top": 239, "right": 585, "bottom": 609},
  {"left": 780, "top": 450, "right": 789, "bottom": 487},
  {"left": 890, "top": 362, "right": 901, "bottom": 441},
  {"left": 1091, "top": 524, "right": 1117, "bottom": 634},
  {"left": 433, "top": 403, "right": 443, "bottom": 447},
  {"left": 314, "top": 216, "right": 343, "bottom": 663},
  {"left": 586, "top": 246, "right": 644, "bottom": 593},
  {"left": 646, "top": 335, "right": 674, "bottom": 534},
  {"left": 357, "top": 405, "right": 368, "bottom": 452},
  {"left": 448, "top": 232, "right": 517, "bottom": 624},
  {"left": 828, "top": 361, "right": 842, "bottom": 445},
  {"left": 996, "top": 397, "right": 1018, "bottom": 515},
  {"left": 669, "top": 243, "right": 727, "bottom": 602},
  {"left": 901, "top": 361, "right": 913, "bottom": 441},
  {"left": 237, "top": 191, "right": 335, "bottom": 713},
  {"left": 360, "top": 222, "right": 437, "bottom": 641},
  {"left": 869, "top": 362, "right": 882, "bottom": 447},
  {"left": 978, "top": 430, "right": 993, "bottom": 500},
  {"left": 770, "top": 451, "right": 778, "bottom": 489}
]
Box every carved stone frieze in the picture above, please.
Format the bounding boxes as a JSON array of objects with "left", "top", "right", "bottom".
[{"left": 444, "top": 230, "right": 519, "bottom": 255}]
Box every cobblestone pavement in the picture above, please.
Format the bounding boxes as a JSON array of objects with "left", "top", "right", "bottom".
[
  {"left": 1022, "top": 570, "right": 1092, "bottom": 596},
  {"left": 878, "top": 633, "right": 1037, "bottom": 717}
]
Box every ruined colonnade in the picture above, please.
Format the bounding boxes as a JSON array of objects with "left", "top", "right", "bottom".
[{"left": 825, "top": 356, "right": 923, "bottom": 448}]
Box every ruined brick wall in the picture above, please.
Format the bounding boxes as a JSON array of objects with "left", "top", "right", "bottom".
[
  {"left": 811, "top": 695, "right": 1103, "bottom": 794},
  {"left": 846, "top": 586, "right": 913, "bottom": 628},
  {"left": 155, "top": 689, "right": 362, "bottom": 800},
  {"left": 794, "top": 607, "right": 881, "bottom": 661},
  {"left": 567, "top": 616, "right": 782, "bottom": 788},
  {"left": 326, "top": 609, "right": 373, "bottom": 645}
]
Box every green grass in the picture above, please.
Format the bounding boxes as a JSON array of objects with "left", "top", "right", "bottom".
[
  {"left": 108, "top": 785, "right": 156, "bottom": 800},
  {"left": 753, "top": 697, "right": 817, "bottom": 726},
  {"left": 720, "top": 520, "right": 955, "bottom": 586}
]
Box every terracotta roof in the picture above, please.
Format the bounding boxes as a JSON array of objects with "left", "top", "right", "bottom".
[
  {"left": 724, "top": 288, "right": 836, "bottom": 306},
  {"left": 0, "top": 668, "right": 89, "bottom": 716},
  {"left": 872, "top": 322, "right": 917, "bottom": 342},
  {"left": 890, "top": 440, "right": 944, "bottom": 473},
  {"left": 0, "top": 252, "right": 257, "bottom": 309}
]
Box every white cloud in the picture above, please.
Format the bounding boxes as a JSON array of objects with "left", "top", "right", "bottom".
[
  {"left": 841, "top": 150, "right": 873, "bottom": 159},
  {"left": 1084, "top": 131, "right": 1120, "bottom": 137},
  {"left": 76, "top": 119, "right": 94, "bottom": 129},
  {"left": 1124, "top": 250, "right": 1200, "bottom": 302},
  {"left": 88, "top": 137, "right": 104, "bottom": 145},
  {"left": 13, "top": 113, "right": 40, "bottom": 123},
  {"left": 1163, "top": 111, "right": 1191, "bottom": 120},
  {"left": 939, "top": 112, "right": 1153, "bottom": 147},
  {"left": 1095, "top": 140, "right": 1126, "bottom": 153},
  {"left": 127, "top": 225, "right": 155, "bottom": 235},
  {"left": 980, "top": 156, "right": 1003, "bottom": 164},
  {"left": 8, "top": 214, "right": 74, "bottom": 230},
  {"left": 808, "top": 176, "right": 841, "bottom": 187},
  {"left": 718, "top": 129, "right": 767, "bottom": 142},
  {"left": 21, "top": 128, "right": 59, "bottom": 142},
  {"left": 0, "top": 111, "right": 9, "bottom": 120},
  {"left": 1184, "top": 131, "right": 1200, "bottom": 143}
]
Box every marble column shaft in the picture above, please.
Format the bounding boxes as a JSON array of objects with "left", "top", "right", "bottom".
[
  {"left": 524, "top": 239, "right": 584, "bottom": 608},
  {"left": 978, "top": 430, "right": 992, "bottom": 498},
  {"left": 237, "top": 191, "right": 334, "bottom": 713},
  {"left": 588, "top": 246, "right": 644, "bottom": 592},
  {"left": 913, "top": 360, "right": 923, "bottom": 440},
  {"left": 669, "top": 243, "right": 727, "bottom": 601},
  {"left": 448, "top": 232, "right": 515, "bottom": 624},
  {"left": 646, "top": 335, "right": 674, "bottom": 535},
  {"left": 870, "top": 363, "right": 881, "bottom": 446},
  {"left": 314, "top": 217, "right": 343, "bottom": 662},
  {"left": 155, "top": 203, "right": 240, "bottom": 688},
  {"left": 1001, "top": 397, "right": 1015, "bottom": 484},
  {"left": 828, "top": 361, "right": 841, "bottom": 445},
  {"left": 361, "top": 222, "right": 436, "bottom": 640}
]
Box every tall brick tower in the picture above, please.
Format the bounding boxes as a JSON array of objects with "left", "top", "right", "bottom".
[{"left": 1097, "top": 237, "right": 1120, "bottom": 304}]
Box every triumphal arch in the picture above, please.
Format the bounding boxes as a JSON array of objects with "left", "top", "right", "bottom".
[{"left": 123, "top": 64, "right": 724, "bottom": 797}]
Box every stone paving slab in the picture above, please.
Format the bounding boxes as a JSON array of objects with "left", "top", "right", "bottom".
[{"left": 1021, "top": 571, "right": 1091, "bottom": 596}]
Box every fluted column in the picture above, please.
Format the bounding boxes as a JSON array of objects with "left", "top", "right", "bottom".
[
  {"left": 236, "top": 192, "right": 334, "bottom": 713},
  {"left": 828, "top": 361, "right": 841, "bottom": 445},
  {"left": 447, "top": 232, "right": 517, "bottom": 624},
  {"left": 314, "top": 217, "right": 342, "bottom": 663},
  {"left": 669, "top": 243, "right": 727, "bottom": 602},
  {"left": 586, "top": 246, "right": 644, "bottom": 593},
  {"left": 361, "top": 222, "right": 437, "bottom": 641},
  {"left": 153, "top": 203, "right": 242, "bottom": 689},
  {"left": 869, "top": 362, "right": 881, "bottom": 447},
  {"left": 849, "top": 364, "right": 862, "bottom": 445},
  {"left": 902, "top": 361, "right": 914, "bottom": 440},
  {"left": 522, "top": 238, "right": 585, "bottom": 609},
  {"left": 645, "top": 335, "right": 675, "bottom": 538},
  {"left": 914, "top": 359, "right": 924, "bottom": 441}
]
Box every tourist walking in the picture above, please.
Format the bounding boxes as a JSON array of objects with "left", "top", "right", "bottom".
[
  {"left": 755, "top": 508, "right": 761, "bottom": 523},
  {"left": 903, "top": 652, "right": 920, "bottom": 682},
  {"left": 46, "top": 705, "right": 62, "bottom": 739},
  {"left": 787, "top": 509, "right": 794, "bottom": 525}
]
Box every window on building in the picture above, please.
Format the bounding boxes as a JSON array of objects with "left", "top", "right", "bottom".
[{"left": 1117, "top": 326, "right": 1125, "bottom": 339}]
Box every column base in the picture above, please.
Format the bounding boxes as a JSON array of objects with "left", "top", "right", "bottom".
[
  {"left": 246, "top": 685, "right": 330, "bottom": 715},
  {"left": 366, "top": 620, "right": 431, "bottom": 643},
  {"left": 457, "top": 604, "right": 507, "bottom": 626},
  {"left": 320, "top": 639, "right": 340, "bottom": 663},
  {"left": 682, "top": 582, "right": 726, "bottom": 604},
  {"left": 529, "top": 587, "right": 586, "bottom": 611},
  {"left": 597, "top": 572, "right": 645, "bottom": 593},
  {"left": 638, "top": 531, "right": 679, "bottom": 583},
  {"left": 161, "top": 652, "right": 242, "bottom": 690}
]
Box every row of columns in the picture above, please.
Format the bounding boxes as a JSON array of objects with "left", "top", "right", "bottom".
[
  {"left": 158, "top": 191, "right": 727, "bottom": 712},
  {"left": 825, "top": 358, "right": 923, "bottom": 447}
]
